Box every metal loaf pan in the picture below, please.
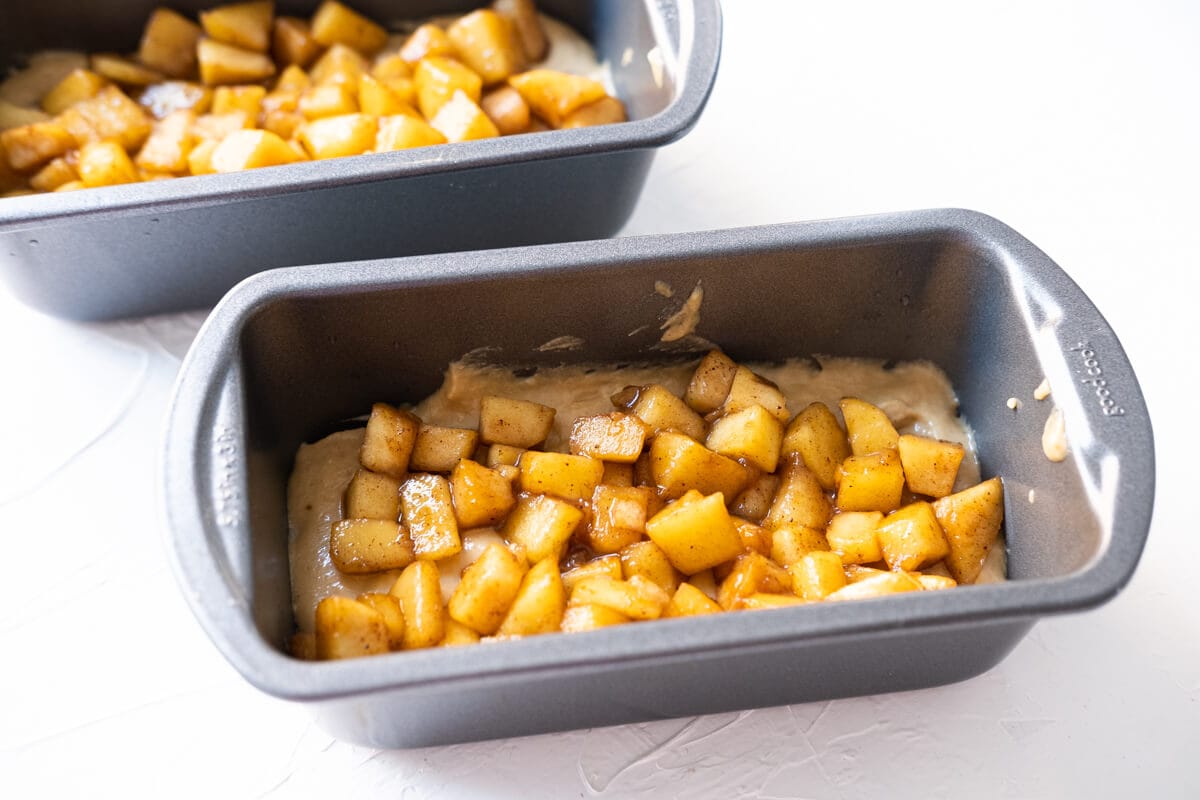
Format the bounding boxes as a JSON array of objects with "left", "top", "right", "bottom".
[
  {"left": 0, "top": 0, "right": 720, "bottom": 320},
  {"left": 162, "top": 209, "right": 1154, "bottom": 748}
]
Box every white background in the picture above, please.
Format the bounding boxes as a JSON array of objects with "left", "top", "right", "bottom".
[{"left": 2, "top": 1, "right": 1198, "bottom": 797}]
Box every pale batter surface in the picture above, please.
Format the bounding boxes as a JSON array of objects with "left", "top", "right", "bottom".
[{"left": 288, "top": 357, "right": 1006, "bottom": 633}]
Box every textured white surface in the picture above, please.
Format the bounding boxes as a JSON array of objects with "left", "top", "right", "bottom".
[{"left": 2, "top": 0, "right": 1198, "bottom": 796}]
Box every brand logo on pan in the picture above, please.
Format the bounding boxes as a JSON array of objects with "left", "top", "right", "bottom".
[
  {"left": 1072, "top": 342, "right": 1125, "bottom": 417},
  {"left": 214, "top": 426, "right": 242, "bottom": 527}
]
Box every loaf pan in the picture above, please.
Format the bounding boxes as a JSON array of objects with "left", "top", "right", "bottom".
[
  {"left": 0, "top": 0, "right": 721, "bottom": 320},
  {"left": 161, "top": 209, "right": 1154, "bottom": 748}
]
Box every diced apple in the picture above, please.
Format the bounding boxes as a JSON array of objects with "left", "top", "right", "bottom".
[
  {"left": 400, "top": 473, "right": 461, "bottom": 560},
  {"left": 77, "top": 140, "right": 140, "bottom": 187},
  {"left": 299, "top": 112, "right": 377, "bottom": 158},
  {"left": 650, "top": 431, "right": 753, "bottom": 500},
  {"left": 730, "top": 473, "right": 780, "bottom": 524},
  {"left": 449, "top": 459, "right": 515, "bottom": 529},
  {"left": 309, "top": 43, "right": 369, "bottom": 86},
  {"left": 136, "top": 109, "right": 196, "bottom": 174},
  {"left": 840, "top": 397, "right": 899, "bottom": 456},
  {"left": 876, "top": 501, "right": 950, "bottom": 571},
  {"left": 732, "top": 517, "right": 772, "bottom": 557},
  {"left": 314, "top": 595, "right": 388, "bottom": 659},
  {"left": 448, "top": 542, "right": 527, "bottom": 635},
  {"left": 837, "top": 449, "right": 905, "bottom": 512},
  {"left": 722, "top": 366, "right": 789, "bottom": 422},
  {"left": 509, "top": 68, "right": 606, "bottom": 127},
  {"left": 139, "top": 8, "right": 203, "bottom": 78},
  {"left": 375, "top": 114, "right": 446, "bottom": 150},
  {"left": 684, "top": 350, "right": 738, "bottom": 414},
  {"left": 619, "top": 539, "right": 680, "bottom": 595},
  {"left": 706, "top": 403, "right": 784, "bottom": 473},
  {"left": 518, "top": 451, "right": 604, "bottom": 502},
  {"left": 343, "top": 468, "right": 401, "bottom": 521},
  {"left": 569, "top": 412, "right": 648, "bottom": 463},
  {"left": 663, "top": 582, "right": 722, "bottom": 618},
  {"left": 429, "top": 89, "right": 499, "bottom": 142},
  {"left": 198, "top": 38, "right": 276, "bottom": 85},
  {"left": 932, "top": 477, "right": 1004, "bottom": 584},
  {"left": 329, "top": 518, "right": 414, "bottom": 573},
  {"left": 356, "top": 592, "right": 405, "bottom": 649},
  {"left": 492, "top": 0, "right": 548, "bottom": 62},
  {"left": 201, "top": 1, "right": 274, "bottom": 53},
  {"left": 569, "top": 575, "right": 669, "bottom": 621},
  {"left": 497, "top": 557, "right": 566, "bottom": 635},
  {"left": 898, "top": 434, "right": 965, "bottom": 498},
  {"left": 357, "top": 73, "right": 417, "bottom": 117},
  {"left": 41, "top": 69, "right": 107, "bottom": 115},
  {"left": 409, "top": 424, "right": 479, "bottom": 473},
  {"left": 560, "top": 603, "right": 628, "bottom": 632},
  {"left": 447, "top": 9, "right": 525, "bottom": 85},
  {"left": 90, "top": 55, "right": 165, "bottom": 87},
  {"left": 782, "top": 401, "right": 850, "bottom": 491},
  {"left": 621, "top": 383, "right": 706, "bottom": 441},
  {"left": 389, "top": 560, "right": 445, "bottom": 649},
  {"left": 399, "top": 24, "right": 458, "bottom": 65},
  {"left": 740, "top": 593, "right": 807, "bottom": 610},
  {"left": 311, "top": 0, "right": 388, "bottom": 54},
  {"left": 560, "top": 95, "right": 627, "bottom": 129},
  {"left": 825, "top": 510, "right": 884, "bottom": 564},
  {"left": 769, "top": 524, "right": 830, "bottom": 566},
  {"left": 589, "top": 484, "right": 651, "bottom": 554},
  {"left": 191, "top": 110, "right": 252, "bottom": 140},
  {"left": 717, "top": 552, "right": 792, "bottom": 610},
  {"left": 440, "top": 619, "right": 481, "bottom": 646},
  {"left": 763, "top": 460, "right": 831, "bottom": 531},
  {"left": 28, "top": 157, "right": 78, "bottom": 192},
  {"left": 415, "top": 56, "right": 483, "bottom": 120},
  {"left": 561, "top": 554, "right": 622, "bottom": 594},
  {"left": 480, "top": 85, "right": 531, "bottom": 135},
  {"left": 211, "top": 84, "right": 265, "bottom": 116},
  {"left": 789, "top": 550, "right": 847, "bottom": 601},
  {"left": 645, "top": 491, "right": 743, "bottom": 575},
  {"left": 1, "top": 122, "right": 75, "bottom": 171},
  {"left": 478, "top": 395, "right": 554, "bottom": 447},
  {"left": 187, "top": 138, "right": 218, "bottom": 174},
  {"left": 273, "top": 16, "right": 322, "bottom": 67},
  {"left": 826, "top": 571, "right": 922, "bottom": 601},
  {"left": 359, "top": 402, "right": 420, "bottom": 478},
  {"left": 211, "top": 127, "right": 299, "bottom": 171},
  {"left": 298, "top": 84, "right": 358, "bottom": 119},
  {"left": 915, "top": 573, "right": 957, "bottom": 591},
  {"left": 502, "top": 493, "right": 583, "bottom": 563}
]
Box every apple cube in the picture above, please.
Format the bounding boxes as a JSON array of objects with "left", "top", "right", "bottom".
[
  {"left": 782, "top": 401, "right": 850, "bottom": 491},
  {"left": 840, "top": 397, "right": 899, "bottom": 456},
  {"left": 789, "top": 550, "right": 848, "bottom": 600},
  {"left": 876, "top": 501, "right": 950, "bottom": 571},
  {"left": 329, "top": 518, "right": 414, "bottom": 574},
  {"left": 448, "top": 543, "right": 527, "bottom": 635},
  {"left": 449, "top": 459, "right": 515, "bottom": 529},
  {"left": 898, "top": 434, "right": 965, "bottom": 498},
  {"left": 502, "top": 493, "right": 584, "bottom": 563},
  {"left": 389, "top": 560, "right": 445, "bottom": 649},
  {"left": 836, "top": 449, "right": 905, "bottom": 512},
  {"left": 645, "top": 490, "right": 743, "bottom": 574}
]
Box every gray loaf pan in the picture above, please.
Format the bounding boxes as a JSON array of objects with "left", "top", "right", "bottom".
[
  {"left": 162, "top": 209, "right": 1154, "bottom": 748},
  {"left": 0, "top": 0, "right": 720, "bottom": 320}
]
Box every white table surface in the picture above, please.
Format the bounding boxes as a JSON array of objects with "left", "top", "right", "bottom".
[{"left": 3, "top": 1, "right": 1197, "bottom": 797}]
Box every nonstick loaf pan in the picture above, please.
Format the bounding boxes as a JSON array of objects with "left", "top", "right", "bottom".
[
  {"left": 161, "top": 209, "right": 1153, "bottom": 748},
  {"left": 0, "top": 0, "right": 721, "bottom": 320}
]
